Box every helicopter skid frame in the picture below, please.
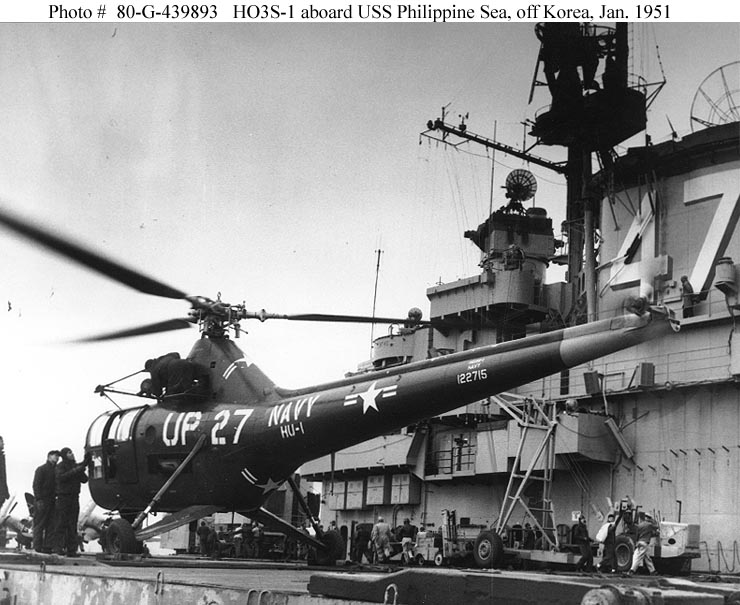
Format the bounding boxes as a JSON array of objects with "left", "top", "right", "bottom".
[{"left": 132, "top": 434, "right": 208, "bottom": 531}]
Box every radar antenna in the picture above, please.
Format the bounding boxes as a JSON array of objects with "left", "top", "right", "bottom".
[
  {"left": 690, "top": 61, "right": 740, "bottom": 132},
  {"left": 504, "top": 169, "right": 538, "bottom": 203}
]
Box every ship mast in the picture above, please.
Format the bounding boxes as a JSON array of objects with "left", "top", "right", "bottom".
[{"left": 424, "top": 23, "right": 648, "bottom": 324}]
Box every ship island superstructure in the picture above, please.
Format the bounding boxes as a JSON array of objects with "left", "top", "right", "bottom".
[{"left": 302, "top": 25, "right": 740, "bottom": 574}]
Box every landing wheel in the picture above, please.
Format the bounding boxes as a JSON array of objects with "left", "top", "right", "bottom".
[
  {"left": 614, "top": 535, "right": 635, "bottom": 572},
  {"left": 433, "top": 550, "right": 445, "bottom": 566},
  {"left": 473, "top": 530, "right": 504, "bottom": 568},
  {"left": 308, "top": 530, "right": 345, "bottom": 566},
  {"left": 104, "top": 518, "right": 140, "bottom": 554}
]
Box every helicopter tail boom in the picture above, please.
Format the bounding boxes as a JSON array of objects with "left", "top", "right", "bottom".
[{"left": 264, "top": 306, "right": 675, "bottom": 467}]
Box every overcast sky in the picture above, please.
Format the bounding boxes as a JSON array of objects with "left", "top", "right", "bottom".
[{"left": 1, "top": 22, "right": 738, "bottom": 510}]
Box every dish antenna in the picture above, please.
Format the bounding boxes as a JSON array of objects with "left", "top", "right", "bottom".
[
  {"left": 504, "top": 169, "right": 538, "bottom": 203},
  {"left": 690, "top": 61, "right": 740, "bottom": 132}
]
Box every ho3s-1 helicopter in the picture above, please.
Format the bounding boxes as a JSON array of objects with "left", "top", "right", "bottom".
[{"left": 0, "top": 207, "right": 678, "bottom": 565}]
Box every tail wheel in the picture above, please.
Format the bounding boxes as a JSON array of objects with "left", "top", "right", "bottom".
[
  {"left": 105, "top": 518, "right": 139, "bottom": 555},
  {"left": 309, "top": 530, "right": 345, "bottom": 566},
  {"left": 473, "top": 530, "right": 504, "bottom": 568},
  {"left": 614, "top": 535, "right": 635, "bottom": 572}
]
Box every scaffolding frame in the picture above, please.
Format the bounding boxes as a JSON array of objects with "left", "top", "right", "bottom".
[{"left": 492, "top": 393, "right": 560, "bottom": 550}]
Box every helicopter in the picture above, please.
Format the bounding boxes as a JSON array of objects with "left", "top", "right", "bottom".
[{"left": 0, "top": 206, "right": 678, "bottom": 565}]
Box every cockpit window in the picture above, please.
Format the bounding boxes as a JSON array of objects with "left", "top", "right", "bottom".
[
  {"left": 86, "top": 408, "right": 139, "bottom": 447},
  {"left": 115, "top": 407, "right": 145, "bottom": 442},
  {"left": 107, "top": 414, "right": 122, "bottom": 443},
  {"left": 86, "top": 411, "right": 115, "bottom": 448}
]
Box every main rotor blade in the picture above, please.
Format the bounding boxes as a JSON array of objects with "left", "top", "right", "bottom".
[
  {"left": 245, "top": 311, "right": 433, "bottom": 325},
  {"left": 71, "top": 318, "right": 194, "bottom": 343},
  {"left": 0, "top": 207, "right": 187, "bottom": 299}
]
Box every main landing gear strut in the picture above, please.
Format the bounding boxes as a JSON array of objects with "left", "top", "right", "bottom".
[
  {"left": 285, "top": 476, "right": 344, "bottom": 566},
  {"left": 102, "top": 435, "right": 208, "bottom": 555}
]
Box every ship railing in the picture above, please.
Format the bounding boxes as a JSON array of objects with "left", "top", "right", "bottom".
[{"left": 425, "top": 445, "right": 476, "bottom": 477}]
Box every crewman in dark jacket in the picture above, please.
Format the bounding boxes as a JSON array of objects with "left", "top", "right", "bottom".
[
  {"left": 573, "top": 515, "right": 594, "bottom": 571},
  {"left": 143, "top": 352, "right": 195, "bottom": 398},
  {"left": 53, "top": 447, "right": 89, "bottom": 556},
  {"left": 629, "top": 513, "right": 660, "bottom": 575},
  {"left": 32, "top": 449, "right": 60, "bottom": 552}
]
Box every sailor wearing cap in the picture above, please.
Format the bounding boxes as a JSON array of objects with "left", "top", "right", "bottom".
[{"left": 629, "top": 512, "right": 660, "bottom": 575}]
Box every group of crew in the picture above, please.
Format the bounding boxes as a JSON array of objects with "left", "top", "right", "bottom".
[
  {"left": 32, "top": 448, "right": 89, "bottom": 556},
  {"left": 348, "top": 511, "right": 659, "bottom": 574},
  {"left": 350, "top": 517, "right": 417, "bottom": 564},
  {"left": 196, "top": 520, "right": 266, "bottom": 559},
  {"left": 23, "top": 439, "right": 665, "bottom": 574},
  {"left": 574, "top": 508, "right": 661, "bottom": 575}
]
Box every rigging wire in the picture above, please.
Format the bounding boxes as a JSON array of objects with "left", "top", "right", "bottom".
[
  {"left": 488, "top": 121, "right": 497, "bottom": 219},
  {"left": 430, "top": 135, "right": 566, "bottom": 188},
  {"left": 370, "top": 246, "right": 383, "bottom": 349},
  {"left": 442, "top": 148, "right": 477, "bottom": 273}
]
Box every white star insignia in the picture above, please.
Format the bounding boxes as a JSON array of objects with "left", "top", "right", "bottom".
[
  {"left": 358, "top": 381, "right": 382, "bottom": 414},
  {"left": 344, "top": 382, "right": 398, "bottom": 413},
  {"left": 256, "top": 477, "right": 283, "bottom": 494}
]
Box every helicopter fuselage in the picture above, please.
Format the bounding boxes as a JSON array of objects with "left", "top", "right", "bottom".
[{"left": 85, "top": 310, "right": 670, "bottom": 516}]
